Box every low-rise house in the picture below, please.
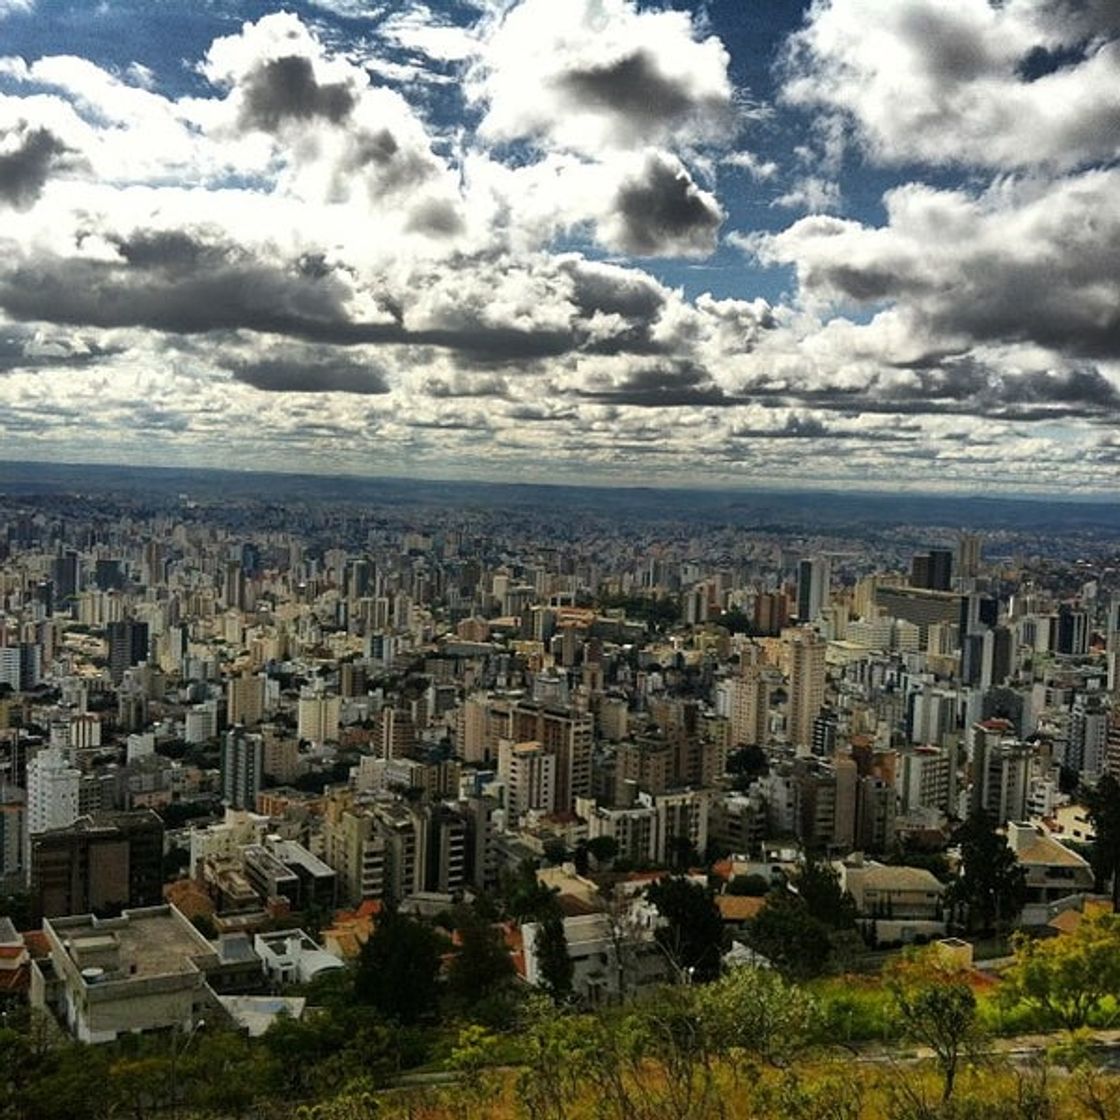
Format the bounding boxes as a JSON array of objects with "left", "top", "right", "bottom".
[
  {"left": 254, "top": 929, "right": 344, "bottom": 987},
  {"left": 1007, "top": 821, "right": 1095, "bottom": 924},
  {"left": 520, "top": 903, "right": 670, "bottom": 1006},
  {"left": 836, "top": 857, "right": 946, "bottom": 921},
  {"left": 31, "top": 905, "right": 222, "bottom": 1043}
]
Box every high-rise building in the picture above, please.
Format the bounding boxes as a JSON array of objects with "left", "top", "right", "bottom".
[
  {"left": 896, "top": 743, "right": 959, "bottom": 817},
  {"left": 968, "top": 721, "right": 1031, "bottom": 824},
  {"left": 1056, "top": 604, "right": 1089, "bottom": 656},
  {"left": 498, "top": 739, "right": 557, "bottom": 814},
  {"left": 107, "top": 619, "right": 149, "bottom": 685},
  {"left": 227, "top": 672, "right": 266, "bottom": 727},
  {"left": 787, "top": 627, "right": 826, "bottom": 752},
  {"left": 30, "top": 809, "right": 164, "bottom": 919},
  {"left": 0, "top": 647, "right": 21, "bottom": 692},
  {"left": 26, "top": 745, "right": 80, "bottom": 839},
  {"left": 298, "top": 692, "right": 341, "bottom": 746},
  {"left": 1067, "top": 694, "right": 1108, "bottom": 780},
  {"left": 51, "top": 551, "right": 79, "bottom": 601},
  {"left": 94, "top": 559, "right": 124, "bottom": 592},
  {"left": 911, "top": 549, "right": 953, "bottom": 592},
  {"left": 221, "top": 727, "right": 263, "bottom": 810},
  {"left": 796, "top": 557, "right": 830, "bottom": 624},
  {"left": 957, "top": 533, "right": 982, "bottom": 582},
  {"left": 811, "top": 708, "right": 839, "bottom": 757},
  {"left": 508, "top": 702, "right": 593, "bottom": 812},
  {"left": 729, "top": 658, "right": 770, "bottom": 747},
  {"left": 0, "top": 783, "right": 26, "bottom": 880},
  {"left": 752, "top": 591, "right": 789, "bottom": 636},
  {"left": 222, "top": 559, "right": 245, "bottom": 611}
]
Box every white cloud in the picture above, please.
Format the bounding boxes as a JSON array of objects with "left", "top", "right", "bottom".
[
  {"left": 468, "top": 0, "right": 734, "bottom": 158},
  {"left": 379, "top": 4, "right": 479, "bottom": 61},
  {"left": 773, "top": 175, "right": 840, "bottom": 213},
  {"left": 758, "top": 169, "right": 1120, "bottom": 362},
  {"left": 722, "top": 150, "right": 778, "bottom": 181},
  {"left": 782, "top": 0, "right": 1120, "bottom": 171}
]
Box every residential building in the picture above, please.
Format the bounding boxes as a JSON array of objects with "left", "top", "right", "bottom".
[
  {"left": 32, "top": 906, "right": 220, "bottom": 1043},
  {"left": 30, "top": 809, "right": 164, "bottom": 920}
]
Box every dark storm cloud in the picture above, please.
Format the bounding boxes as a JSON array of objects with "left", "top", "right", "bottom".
[
  {"left": 611, "top": 153, "right": 723, "bottom": 256},
  {"left": 504, "top": 404, "right": 576, "bottom": 422},
  {"left": 0, "top": 125, "right": 72, "bottom": 210},
  {"left": 896, "top": 7, "right": 1001, "bottom": 82},
  {"left": 405, "top": 198, "right": 464, "bottom": 236},
  {"left": 576, "top": 363, "right": 731, "bottom": 407},
  {"left": 0, "top": 329, "right": 120, "bottom": 372},
  {"left": 741, "top": 359, "right": 1120, "bottom": 422},
  {"left": 786, "top": 216, "right": 1120, "bottom": 362},
  {"left": 337, "top": 128, "right": 436, "bottom": 197},
  {"left": 560, "top": 259, "right": 666, "bottom": 322},
  {"left": 729, "top": 414, "right": 860, "bottom": 440},
  {"left": 229, "top": 355, "right": 390, "bottom": 394},
  {"left": 0, "top": 232, "right": 588, "bottom": 363},
  {"left": 0, "top": 240, "right": 350, "bottom": 338},
  {"left": 239, "top": 55, "right": 356, "bottom": 131},
  {"left": 559, "top": 261, "right": 670, "bottom": 355},
  {"left": 559, "top": 50, "right": 718, "bottom": 132},
  {"left": 1028, "top": 0, "right": 1120, "bottom": 39}
]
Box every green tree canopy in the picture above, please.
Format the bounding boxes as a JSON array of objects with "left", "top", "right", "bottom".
[
  {"left": 792, "top": 857, "right": 858, "bottom": 931},
  {"left": 353, "top": 908, "right": 444, "bottom": 1025},
  {"left": 1002, "top": 913, "right": 1120, "bottom": 1032},
  {"left": 647, "top": 876, "right": 725, "bottom": 983},
  {"left": 947, "top": 813, "right": 1027, "bottom": 934},
  {"left": 1084, "top": 774, "right": 1120, "bottom": 907},
  {"left": 534, "top": 912, "right": 574, "bottom": 1002},
  {"left": 447, "top": 907, "right": 515, "bottom": 1007},
  {"left": 885, "top": 949, "right": 982, "bottom": 1103},
  {"left": 745, "top": 889, "right": 837, "bottom": 980}
]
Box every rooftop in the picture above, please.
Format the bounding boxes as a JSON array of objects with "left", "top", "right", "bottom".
[{"left": 49, "top": 905, "right": 214, "bottom": 982}]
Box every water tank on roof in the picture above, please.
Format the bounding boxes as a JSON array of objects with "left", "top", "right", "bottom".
[{"left": 81, "top": 967, "right": 105, "bottom": 984}]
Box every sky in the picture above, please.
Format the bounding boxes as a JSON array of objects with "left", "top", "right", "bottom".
[{"left": 0, "top": 0, "right": 1118, "bottom": 494}]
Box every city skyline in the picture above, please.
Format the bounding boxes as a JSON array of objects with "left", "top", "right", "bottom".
[{"left": 0, "top": 1, "right": 1118, "bottom": 492}]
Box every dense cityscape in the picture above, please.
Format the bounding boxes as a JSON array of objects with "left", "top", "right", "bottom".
[
  {"left": 2, "top": 0, "right": 1120, "bottom": 1113},
  {"left": 0, "top": 468, "right": 1119, "bottom": 1116}
]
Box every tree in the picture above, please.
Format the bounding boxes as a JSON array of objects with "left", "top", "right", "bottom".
[
  {"left": 885, "top": 950, "right": 982, "bottom": 1103},
  {"left": 699, "top": 965, "right": 818, "bottom": 1067},
  {"left": 585, "top": 835, "right": 619, "bottom": 867},
  {"left": 727, "top": 874, "right": 770, "bottom": 897},
  {"left": 353, "top": 908, "right": 444, "bottom": 1025},
  {"left": 0, "top": 889, "right": 34, "bottom": 931},
  {"left": 792, "top": 858, "right": 858, "bottom": 931},
  {"left": 502, "top": 859, "right": 559, "bottom": 922},
  {"left": 516, "top": 998, "right": 599, "bottom": 1120},
  {"left": 1084, "top": 774, "right": 1120, "bottom": 908},
  {"left": 947, "top": 813, "right": 1027, "bottom": 934},
  {"left": 534, "top": 912, "right": 574, "bottom": 1002},
  {"left": 745, "top": 890, "right": 837, "bottom": 980},
  {"left": 726, "top": 744, "right": 768, "bottom": 781},
  {"left": 1001, "top": 913, "right": 1120, "bottom": 1032},
  {"left": 646, "top": 876, "right": 725, "bottom": 983},
  {"left": 447, "top": 907, "right": 515, "bottom": 1007}
]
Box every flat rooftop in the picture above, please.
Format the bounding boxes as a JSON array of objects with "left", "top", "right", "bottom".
[{"left": 50, "top": 906, "right": 214, "bottom": 981}]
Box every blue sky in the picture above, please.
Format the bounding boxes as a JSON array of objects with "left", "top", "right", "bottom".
[{"left": 0, "top": 0, "right": 1117, "bottom": 493}]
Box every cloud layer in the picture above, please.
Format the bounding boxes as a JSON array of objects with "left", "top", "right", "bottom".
[{"left": 0, "top": 0, "right": 1117, "bottom": 494}]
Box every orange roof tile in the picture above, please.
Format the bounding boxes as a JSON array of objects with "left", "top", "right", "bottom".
[{"left": 716, "top": 895, "right": 766, "bottom": 922}]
